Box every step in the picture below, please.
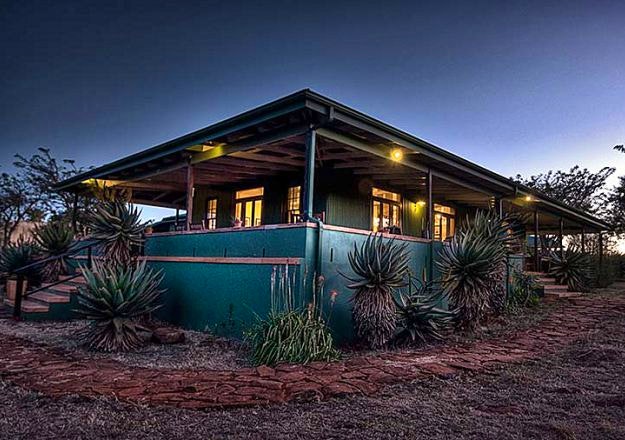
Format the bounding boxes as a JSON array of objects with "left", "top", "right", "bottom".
[
  {"left": 29, "top": 291, "right": 71, "bottom": 304},
  {"left": 537, "top": 277, "right": 558, "bottom": 285},
  {"left": 544, "top": 291, "right": 584, "bottom": 302},
  {"left": 543, "top": 284, "right": 569, "bottom": 291},
  {"left": 58, "top": 275, "right": 86, "bottom": 284},
  {"left": 4, "top": 299, "right": 49, "bottom": 313},
  {"left": 45, "top": 283, "right": 80, "bottom": 294}
]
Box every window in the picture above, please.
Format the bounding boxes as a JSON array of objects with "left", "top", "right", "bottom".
[
  {"left": 434, "top": 203, "right": 456, "bottom": 240},
  {"left": 235, "top": 187, "right": 263, "bottom": 227},
  {"left": 205, "top": 198, "right": 217, "bottom": 230},
  {"left": 286, "top": 186, "right": 301, "bottom": 223},
  {"left": 372, "top": 187, "right": 402, "bottom": 232}
]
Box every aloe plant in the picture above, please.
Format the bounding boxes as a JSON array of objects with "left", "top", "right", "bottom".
[
  {"left": 394, "top": 279, "right": 455, "bottom": 345},
  {"left": 34, "top": 221, "right": 74, "bottom": 281},
  {"left": 437, "top": 210, "right": 511, "bottom": 329},
  {"left": 342, "top": 234, "right": 410, "bottom": 349},
  {"left": 0, "top": 241, "right": 41, "bottom": 284},
  {"left": 75, "top": 260, "right": 164, "bottom": 352},
  {"left": 548, "top": 250, "right": 591, "bottom": 292},
  {"left": 87, "top": 199, "right": 145, "bottom": 264}
]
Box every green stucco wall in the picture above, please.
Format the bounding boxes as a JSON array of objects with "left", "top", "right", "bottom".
[
  {"left": 315, "top": 228, "right": 436, "bottom": 342},
  {"left": 143, "top": 225, "right": 437, "bottom": 343},
  {"left": 144, "top": 226, "right": 315, "bottom": 336}
]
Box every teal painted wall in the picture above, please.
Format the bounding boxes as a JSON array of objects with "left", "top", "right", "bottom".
[
  {"left": 145, "top": 226, "right": 309, "bottom": 258},
  {"left": 144, "top": 226, "right": 315, "bottom": 336},
  {"left": 150, "top": 261, "right": 305, "bottom": 336},
  {"left": 144, "top": 225, "right": 435, "bottom": 343},
  {"left": 315, "top": 228, "right": 435, "bottom": 343}
]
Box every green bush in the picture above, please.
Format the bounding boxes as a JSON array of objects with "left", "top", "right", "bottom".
[
  {"left": 75, "top": 260, "right": 164, "bottom": 352},
  {"left": 394, "top": 279, "right": 455, "bottom": 345},
  {"left": 248, "top": 309, "right": 339, "bottom": 366},
  {"left": 247, "top": 265, "right": 338, "bottom": 366},
  {"left": 34, "top": 221, "right": 74, "bottom": 281},
  {"left": 506, "top": 270, "right": 540, "bottom": 313},
  {"left": 341, "top": 234, "right": 410, "bottom": 349}
]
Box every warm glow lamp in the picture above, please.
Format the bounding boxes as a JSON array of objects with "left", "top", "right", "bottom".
[{"left": 390, "top": 148, "right": 403, "bottom": 162}]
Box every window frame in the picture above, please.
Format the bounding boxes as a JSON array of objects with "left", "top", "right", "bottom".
[
  {"left": 433, "top": 203, "right": 456, "bottom": 240},
  {"left": 204, "top": 197, "right": 218, "bottom": 230},
  {"left": 371, "top": 187, "right": 402, "bottom": 232},
  {"left": 286, "top": 185, "right": 301, "bottom": 223},
  {"left": 234, "top": 187, "right": 264, "bottom": 227}
]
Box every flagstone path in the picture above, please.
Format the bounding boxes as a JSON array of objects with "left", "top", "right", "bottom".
[{"left": 1, "top": 295, "right": 624, "bottom": 409}]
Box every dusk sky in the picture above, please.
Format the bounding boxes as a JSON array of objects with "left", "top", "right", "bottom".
[{"left": 1, "top": 0, "right": 624, "bottom": 221}]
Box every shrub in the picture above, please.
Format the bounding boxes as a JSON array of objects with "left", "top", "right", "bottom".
[
  {"left": 342, "top": 234, "right": 410, "bottom": 349},
  {"left": 75, "top": 260, "right": 164, "bottom": 352},
  {"left": 394, "top": 279, "right": 455, "bottom": 345},
  {"left": 548, "top": 250, "right": 591, "bottom": 292},
  {"left": 248, "top": 309, "right": 339, "bottom": 366},
  {"left": 34, "top": 221, "right": 74, "bottom": 281},
  {"left": 88, "top": 198, "right": 145, "bottom": 264},
  {"left": 437, "top": 210, "right": 512, "bottom": 329},
  {"left": 0, "top": 241, "right": 42, "bottom": 284},
  {"left": 247, "top": 265, "right": 338, "bottom": 366},
  {"left": 506, "top": 270, "right": 540, "bottom": 312}
]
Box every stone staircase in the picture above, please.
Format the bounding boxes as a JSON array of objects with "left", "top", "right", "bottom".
[
  {"left": 527, "top": 271, "right": 584, "bottom": 302},
  {"left": 4, "top": 274, "right": 86, "bottom": 319}
]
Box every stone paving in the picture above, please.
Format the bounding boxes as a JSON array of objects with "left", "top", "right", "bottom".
[{"left": 0, "top": 295, "right": 624, "bottom": 409}]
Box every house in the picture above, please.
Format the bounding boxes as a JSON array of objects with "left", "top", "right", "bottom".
[{"left": 55, "top": 90, "right": 609, "bottom": 340}]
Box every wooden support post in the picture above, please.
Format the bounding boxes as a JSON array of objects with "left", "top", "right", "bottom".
[
  {"left": 175, "top": 208, "right": 180, "bottom": 228},
  {"left": 427, "top": 169, "right": 433, "bottom": 239},
  {"left": 185, "top": 164, "right": 195, "bottom": 231},
  {"left": 13, "top": 274, "right": 24, "bottom": 319},
  {"left": 599, "top": 232, "right": 604, "bottom": 270},
  {"left": 71, "top": 192, "right": 79, "bottom": 233},
  {"left": 302, "top": 129, "right": 316, "bottom": 220},
  {"left": 581, "top": 228, "right": 586, "bottom": 253},
  {"left": 497, "top": 198, "right": 504, "bottom": 218},
  {"left": 533, "top": 210, "right": 539, "bottom": 272},
  {"left": 559, "top": 218, "right": 564, "bottom": 258},
  {"left": 427, "top": 168, "right": 434, "bottom": 282}
]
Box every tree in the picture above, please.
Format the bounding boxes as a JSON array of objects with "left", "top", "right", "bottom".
[
  {"left": 513, "top": 166, "right": 615, "bottom": 216},
  {"left": 607, "top": 145, "right": 625, "bottom": 235},
  {"left": 0, "top": 148, "right": 88, "bottom": 247},
  {"left": 13, "top": 147, "right": 90, "bottom": 221},
  {"left": 0, "top": 172, "right": 43, "bottom": 246}
]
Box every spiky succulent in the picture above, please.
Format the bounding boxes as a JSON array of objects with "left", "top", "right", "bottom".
[
  {"left": 394, "top": 279, "right": 455, "bottom": 345},
  {"left": 342, "top": 234, "right": 410, "bottom": 349},
  {"left": 87, "top": 199, "right": 146, "bottom": 264},
  {"left": 0, "top": 241, "right": 41, "bottom": 283},
  {"left": 75, "top": 260, "right": 164, "bottom": 352},
  {"left": 548, "top": 250, "right": 591, "bottom": 292},
  {"left": 437, "top": 210, "right": 510, "bottom": 329},
  {"left": 34, "top": 221, "right": 74, "bottom": 281}
]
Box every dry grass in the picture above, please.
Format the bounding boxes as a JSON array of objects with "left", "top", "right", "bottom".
[
  {"left": 0, "top": 298, "right": 623, "bottom": 439},
  {"left": 0, "top": 319, "right": 249, "bottom": 370}
]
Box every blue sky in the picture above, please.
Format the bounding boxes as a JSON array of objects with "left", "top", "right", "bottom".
[{"left": 1, "top": 0, "right": 624, "bottom": 222}]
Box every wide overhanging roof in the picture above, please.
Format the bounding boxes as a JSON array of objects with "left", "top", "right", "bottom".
[{"left": 56, "top": 89, "right": 610, "bottom": 231}]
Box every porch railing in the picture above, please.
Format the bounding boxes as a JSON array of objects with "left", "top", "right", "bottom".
[{"left": 11, "top": 239, "right": 103, "bottom": 319}]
